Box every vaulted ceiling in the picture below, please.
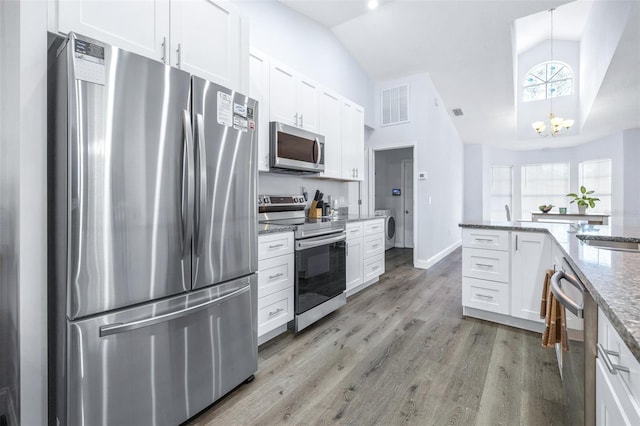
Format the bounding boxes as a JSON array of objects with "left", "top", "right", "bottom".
[{"left": 279, "top": 0, "right": 640, "bottom": 150}]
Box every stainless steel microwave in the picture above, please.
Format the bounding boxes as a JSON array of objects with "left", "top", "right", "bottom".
[{"left": 269, "top": 121, "right": 325, "bottom": 174}]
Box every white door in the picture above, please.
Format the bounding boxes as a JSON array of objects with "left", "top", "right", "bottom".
[
  {"left": 297, "top": 78, "right": 319, "bottom": 132},
  {"left": 402, "top": 159, "right": 414, "bottom": 248},
  {"left": 249, "top": 49, "right": 270, "bottom": 171},
  {"left": 170, "top": 0, "right": 242, "bottom": 90},
  {"left": 57, "top": 0, "right": 170, "bottom": 63},
  {"left": 318, "top": 90, "right": 342, "bottom": 178},
  {"left": 269, "top": 62, "right": 298, "bottom": 127},
  {"left": 511, "top": 232, "right": 551, "bottom": 322}
]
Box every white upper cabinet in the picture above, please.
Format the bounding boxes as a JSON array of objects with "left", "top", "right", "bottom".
[
  {"left": 318, "top": 90, "right": 342, "bottom": 179},
  {"left": 341, "top": 100, "right": 365, "bottom": 181},
  {"left": 54, "top": 0, "right": 245, "bottom": 91},
  {"left": 170, "top": 0, "right": 242, "bottom": 90},
  {"left": 57, "top": 0, "right": 170, "bottom": 62},
  {"left": 269, "top": 61, "right": 319, "bottom": 133},
  {"left": 249, "top": 49, "right": 270, "bottom": 172}
]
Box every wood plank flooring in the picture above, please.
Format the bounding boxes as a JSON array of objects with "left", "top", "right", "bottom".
[{"left": 187, "top": 248, "right": 566, "bottom": 425}]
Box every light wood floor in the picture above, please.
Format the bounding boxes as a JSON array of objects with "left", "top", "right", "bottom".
[{"left": 188, "top": 248, "right": 566, "bottom": 425}]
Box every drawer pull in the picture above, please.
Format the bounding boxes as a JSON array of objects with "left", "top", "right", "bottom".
[
  {"left": 371, "top": 244, "right": 379, "bottom": 248},
  {"left": 475, "top": 263, "right": 494, "bottom": 269},
  {"left": 597, "top": 343, "right": 630, "bottom": 375},
  {"left": 475, "top": 238, "right": 494, "bottom": 242},
  {"left": 372, "top": 265, "right": 379, "bottom": 270},
  {"left": 476, "top": 293, "right": 494, "bottom": 300},
  {"left": 268, "top": 272, "right": 284, "bottom": 280},
  {"left": 269, "top": 243, "right": 285, "bottom": 249},
  {"left": 371, "top": 226, "right": 380, "bottom": 230},
  {"left": 268, "top": 307, "right": 284, "bottom": 317}
]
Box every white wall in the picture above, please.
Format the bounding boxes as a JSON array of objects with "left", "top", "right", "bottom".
[
  {"left": 367, "top": 73, "right": 464, "bottom": 268},
  {"left": 463, "top": 130, "right": 637, "bottom": 225},
  {"left": 463, "top": 144, "right": 488, "bottom": 222},
  {"left": 622, "top": 128, "right": 640, "bottom": 226},
  {"left": 0, "top": 1, "right": 48, "bottom": 424},
  {"left": 238, "top": 0, "right": 375, "bottom": 126}
]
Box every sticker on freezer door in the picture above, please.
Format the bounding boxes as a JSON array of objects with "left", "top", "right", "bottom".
[
  {"left": 73, "top": 39, "right": 105, "bottom": 85},
  {"left": 217, "top": 92, "right": 234, "bottom": 127},
  {"left": 233, "top": 115, "right": 248, "bottom": 132}
]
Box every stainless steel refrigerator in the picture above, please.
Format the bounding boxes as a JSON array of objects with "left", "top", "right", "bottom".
[{"left": 48, "top": 32, "right": 258, "bottom": 426}]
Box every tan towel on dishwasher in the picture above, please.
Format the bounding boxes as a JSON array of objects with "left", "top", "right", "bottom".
[{"left": 541, "top": 269, "right": 569, "bottom": 351}]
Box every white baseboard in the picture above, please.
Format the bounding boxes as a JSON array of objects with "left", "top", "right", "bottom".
[
  {"left": 414, "top": 240, "right": 461, "bottom": 270},
  {"left": 0, "top": 387, "right": 17, "bottom": 426},
  {"left": 257, "top": 324, "right": 289, "bottom": 347}
]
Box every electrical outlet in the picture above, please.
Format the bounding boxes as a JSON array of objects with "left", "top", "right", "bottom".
[{"left": 418, "top": 172, "right": 427, "bottom": 180}]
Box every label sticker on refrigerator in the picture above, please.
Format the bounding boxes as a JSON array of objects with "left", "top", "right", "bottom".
[
  {"left": 249, "top": 120, "right": 255, "bottom": 130},
  {"left": 73, "top": 39, "right": 105, "bottom": 85},
  {"left": 234, "top": 103, "right": 247, "bottom": 117},
  {"left": 217, "top": 92, "right": 233, "bottom": 127},
  {"left": 233, "top": 115, "right": 248, "bottom": 132},
  {"left": 247, "top": 107, "right": 254, "bottom": 120}
]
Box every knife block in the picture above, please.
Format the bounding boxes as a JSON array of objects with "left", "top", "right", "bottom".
[{"left": 308, "top": 201, "right": 322, "bottom": 218}]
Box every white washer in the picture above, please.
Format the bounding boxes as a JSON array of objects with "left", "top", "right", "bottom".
[{"left": 374, "top": 210, "right": 396, "bottom": 250}]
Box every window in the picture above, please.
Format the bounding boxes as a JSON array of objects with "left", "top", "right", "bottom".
[
  {"left": 578, "top": 159, "right": 611, "bottom": 213},
  {"left": 489, "top": 166, "right": 513, "bottom": 221},
  {"left": 523, "top": 61, "right": 573, "bottom": 102},
  {"left": 521, "top": 162, "right": 570, "bottom": 220},
  {"left": 381, "top": 85, "right": 409, "bottom": 126}
]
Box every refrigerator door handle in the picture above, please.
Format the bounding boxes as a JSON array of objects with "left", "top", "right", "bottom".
[
  {"left": 182, "top": 110, "right": 195, "bottom": 256},
  {"left": 99, "top": 283, "right": 250, "bottom": 337},
  {"left": 195, "top": 113, "right": 207, "bottom": 257}
]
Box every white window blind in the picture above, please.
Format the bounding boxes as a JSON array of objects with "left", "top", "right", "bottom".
[
  {"left": 489, "top": 166, "right": 513, "bottom": 221},
  {"left": 381, "top": 85, "right": 409, "bottom": 126},
  {"left": 521, "top": 162, "right": 570, "bottom": 220},
  {"left": 578, "top": 159, "right": 611, "bottom": 213}
]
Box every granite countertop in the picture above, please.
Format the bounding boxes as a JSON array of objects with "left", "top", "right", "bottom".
[
  {"left": 460, "top": 220, "right": 640, "bottom": 362},
  {"left": 257, "top": 223, "right": 296, "bottom": 235}
]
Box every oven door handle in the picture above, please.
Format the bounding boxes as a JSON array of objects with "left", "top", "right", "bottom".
[{"left": 296, "top": 232, "right": 346, "bottom": 251}]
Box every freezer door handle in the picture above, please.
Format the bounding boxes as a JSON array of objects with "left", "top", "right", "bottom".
[
  {"left": 99, "top": 283, "right": 250, "bottom": 337},
  {"left": 194, "top": 113, "right": 207, "bottom": 257},
  {"left": 182, "top": 110, "right": 195, "bottom": 256}
]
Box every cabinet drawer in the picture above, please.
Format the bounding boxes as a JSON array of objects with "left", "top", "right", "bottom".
[
  {"left": 258, "top": 232, "right": 294, "bottom": 260},
  {"left": 462, "top": 248, "right": 510, "bottom": 283},
  {"left": 258, "top": 254, "right": 294, "bottom": 299},
  {"left": 346, "top": 222, "right": 364, "bottom": 240},
  {"left": 363, "top": 233, "right": 385, "bottom": 258},
  {"left": 462, "top": 277, "right": 510, "bottom": 315},
  {"left": 364, "top": 219, "right": 385, "bottom": 236},
  {"left": 363, "top": 253, "right": 384, "bottom": 282},
  {"left": 462, "top": 229, "right": 510, "bottom": 251},
  {"left": 258, "top": 288, "right": 294, "bottom": 337},
  {"left": 598, "top": 308, "right": 640, "bottom": 408}
]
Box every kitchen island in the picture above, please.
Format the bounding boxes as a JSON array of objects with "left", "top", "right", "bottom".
[{"left": 459, "top": 220, "right": 640, "bottom": 364}]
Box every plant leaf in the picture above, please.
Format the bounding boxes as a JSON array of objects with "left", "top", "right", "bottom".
[
  {"left": 586, "top": 190, "right": 595, "bottom": 194},
  {"left": 580, "top": 185, "right": 587, "bottom": 194},
  {"left": 567, "top": 193, "right": 578, "bottom": 198}
]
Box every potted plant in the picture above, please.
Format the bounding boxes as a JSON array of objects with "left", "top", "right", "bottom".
[{"left": 566, "top": 185, "right": 600, "bottom": 214}]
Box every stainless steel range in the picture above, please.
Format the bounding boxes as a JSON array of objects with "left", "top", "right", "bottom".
[{"left": 259, "top": 195, "right": 347, "bottom": 332}]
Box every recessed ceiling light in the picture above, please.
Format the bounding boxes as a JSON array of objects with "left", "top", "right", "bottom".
[{"left": 368, "top": 0, "right": 379, "bottom": 10}]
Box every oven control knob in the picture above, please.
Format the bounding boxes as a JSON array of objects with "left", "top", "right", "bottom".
[{"left": 264, "top": 197, "right": 270, "bottom": 204}]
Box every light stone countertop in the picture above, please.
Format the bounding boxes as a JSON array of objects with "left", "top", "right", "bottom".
[
  {"left": 257, "top": 223, "right": 296, "bottom": 235},
  {"left": 459, "top": 220, "right": 640, "bottom": 363}
]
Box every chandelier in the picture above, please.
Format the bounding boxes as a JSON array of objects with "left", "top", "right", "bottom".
[{"left": 532, "top": 8, "right": 574, "bottom": 137}]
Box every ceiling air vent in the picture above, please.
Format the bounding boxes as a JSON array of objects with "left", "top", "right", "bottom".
[
  {"left": 381, "top": 85, "right": 409, "bottom": 126},
  {"left": 452, "top": 108, "right": 464, "bottom": 117}
]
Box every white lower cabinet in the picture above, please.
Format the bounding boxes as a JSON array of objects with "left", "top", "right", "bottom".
[
  {"left": 597, "top": 307, "right": 640, "bottom": 425},
  {"left": 511, "top": 232, "right": 551, "bottom": 322},
  {"left": 257, "top": 232, "right": 294, "bottom": 344},
  {"left": 462, "top": 277, "right": 510, "bottom": 315},
  {"left": 346, "top": 219, "right": 385, "bottom": 296}
]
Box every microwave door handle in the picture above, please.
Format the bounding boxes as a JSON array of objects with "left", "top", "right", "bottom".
[
  {"left": 181, "top": 110, "right": 195, "bottom": 257},
  {"left": 195, "top": 114, "right": 207, "bottom": 257},
  {"left": 314, "top": 137, "right": 321, "bottom": 167}
]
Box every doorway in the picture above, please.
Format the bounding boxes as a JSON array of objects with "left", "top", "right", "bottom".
[{"left": 370, "top": 146, "right": 415, "bottom": 249}]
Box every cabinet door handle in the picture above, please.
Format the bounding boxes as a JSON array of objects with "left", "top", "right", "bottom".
[
  {"left": 268, "top": 272, "right": 284, "bottom": 280},
  {"left": 176, "top": 43, "right": 182, "bottom": 68},
  {"left": 161, "top": 37, "right": 167, "bottom": 63},
  {"left": 475, "top": 263, "right": 494, "bottom": 269},
  {"left": 294, "top": 113, "right": 299, "bottom": 127},
  {"left": 515, "top": 234, "right": 518, "bottom": 251},
  {"left": 268, "top": 307, "right": 284, "bottom": 317},
  {"left": 597, "top": 343, "right": 630, "bottom": 375},
  {"left": 269, "top": 243, "right": 284, "bottom": 249},
  {"left": 300, "top": 114, "right": 304, "bottom": 128}
]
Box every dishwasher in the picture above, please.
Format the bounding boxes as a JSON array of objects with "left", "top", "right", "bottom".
[{"left": 551, "top": 258, "right": 597, "bottom": 426}]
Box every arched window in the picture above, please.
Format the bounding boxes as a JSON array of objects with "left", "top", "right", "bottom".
[{"left": 523, "top": 61, "right": 573, "bottom": 102}]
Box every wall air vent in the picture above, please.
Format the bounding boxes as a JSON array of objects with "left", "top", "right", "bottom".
[
  {"left": 381, "top": 84, "right": 409, "bottom": 126},
  {"left": 452, "top": 108, "right": 464, "bottom": 117}
]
